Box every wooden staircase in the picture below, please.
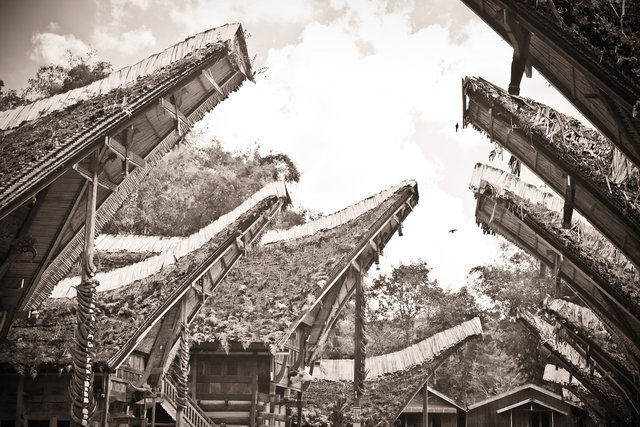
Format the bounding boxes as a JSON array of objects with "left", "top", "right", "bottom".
[{"left": 160, "top": 377, "right": 215, "bottom": 427}]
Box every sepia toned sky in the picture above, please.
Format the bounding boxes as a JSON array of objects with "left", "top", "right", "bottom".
[{"left": 0, "top": 0, "right": 586, "bottom": 290}]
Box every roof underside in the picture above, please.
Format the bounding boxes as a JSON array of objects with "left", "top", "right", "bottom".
[
  {"left": 0, "top": 24, "right": 252, "bottom": 338},
  {"left": 0, "top": 195, "right": 278, "bottom": 371},
  {"left": 459, "top": 0, "right": 640, "bottom": 168},
  {"left": 518, "top": 310, "right": 633, "bottom": 423},
  {"left": 463, "top": 77, "right": 640, "bottom": 269},
  {"left": 472, "top": 185, "right": 640, "bottom": 362}
]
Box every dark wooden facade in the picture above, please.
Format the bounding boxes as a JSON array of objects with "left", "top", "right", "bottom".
[
  {"left": 397, "top": 387, "right": 466, "bottom": 427},
  {"left": 466, "top": 385, "right": 588, "bottom": 427}
]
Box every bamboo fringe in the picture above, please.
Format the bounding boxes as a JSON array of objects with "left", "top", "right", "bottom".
[
  {"left": 0, "top": 24, "right": 242, "bottom": 130},
  {"left": 31, "top": 74, "right": 247, "bottom": 307},
  {"left": 545, "top": 299, "right": 605, "bottom": 332},
  {"left": 261, "top": 180, "right": 417, "bottom": 244},
  {"left": 471, "top": 163, "right": 635, "bottom": 270},
  {"left": 51, "top": 180, "right": 287, "bottom": 298},
  {"left": 543, "top": 364, "right": 583, "bottom": 387},
  {"left": 314, "top": 317, "right": 482, "bottom": 381}
]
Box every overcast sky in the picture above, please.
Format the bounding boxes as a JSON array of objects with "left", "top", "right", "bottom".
[{"left": 0, "top": 0, "right": 586, "bottom": 290}]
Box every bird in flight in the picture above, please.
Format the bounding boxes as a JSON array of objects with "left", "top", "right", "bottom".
[{"left": 448, "top": 229, "right": 458, "bottom": 234}]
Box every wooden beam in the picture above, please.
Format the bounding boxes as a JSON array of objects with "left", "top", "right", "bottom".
[
  {"left": 201, "top": 69, "right": 224, "bottom": 96},
  {"left": 159, "top": 97, "right": 189, "bottom": 137},
  {"left": 105, "top": 135, "right": 145, "bottom": 170},
  {"left": 73, "top": 163, "right": 118, "bottom": 192},
  {"left": 562, "top": 175, "right": 575, "bottom": 229}
]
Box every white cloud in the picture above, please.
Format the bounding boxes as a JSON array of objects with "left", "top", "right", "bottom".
[
  {"left": 46, "top": 22, "right": 61, "bottom": 33},
  {"left": 187, "top": 1, "right": 570, "bottom": 289},
  {"left": 28, "top": 32, "right": 91, "bottom": 65},
  {"left": 92, "top": 25, "right": 156, "bottom": 55},
  {"left": 168, "top": 0, "right": 315, "bottom": 35},
  {"left": 110, "top": 0, "right": 152, "bottom": 20}
]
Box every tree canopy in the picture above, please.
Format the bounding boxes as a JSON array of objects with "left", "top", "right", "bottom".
[{"left": 0, "top": 50, "right": 112, "bottom": 110}]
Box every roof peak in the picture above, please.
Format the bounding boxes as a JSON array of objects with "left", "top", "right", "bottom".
[{"left": 0, "top": 24, "right": 245, "bottom": 130}]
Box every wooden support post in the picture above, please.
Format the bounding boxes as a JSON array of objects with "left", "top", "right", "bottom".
[
  {"left": 251, "top": 353, "right": 258, "bottom": 427},
  {"left": 70, "top": 150, "right": 99, "bottom": 426},
  {"left": 506, "top": 16, "right": 531, "bottom": 96},
  {"left": 151, "top": 396, "right": 156, "bottom": 427},
  {"left": 353, "top": 270, "right": 365, "bottom": 427},
  {"left": 102, "top": 374, "right": 111, "bottom": 427},
  {"left": 422, "top": 385, "right": 428, "bottom": 427},
  {"left": 296, "top": 391, "right": 302, "bottom": 427},
  {"left": 284, "top": 389, "right": 291, "bottom": 427},
  {"left": 562, "top": 176, "right": 576, "bottom": 229},
  {"left": 15, "top": 375, "right": 24, "bottom": 427}
]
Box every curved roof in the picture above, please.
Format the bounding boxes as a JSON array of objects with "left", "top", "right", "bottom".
[
  {"left": 190, "top": 180, "right": 419, "bottom": 351},
  {"left": 464, "top": 76, "right": 640, "bottom": 268},
  {"left": 305, "top": 319, "right": 482, "bottom": 425},
  {"left": 0, "top": 183, "right": 287, "bottom": 371},
  {"left": 459, "top": 0, "right": 640, "bottom": 168},
  {"left": 0, "top": 24, "right": 253, "bottom": 338}
]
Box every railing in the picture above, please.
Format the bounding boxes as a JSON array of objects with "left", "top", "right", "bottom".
[{"left": 161, "top": 377, "right": 215, "bottom": 427}]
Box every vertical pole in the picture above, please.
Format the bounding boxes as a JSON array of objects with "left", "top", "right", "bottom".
[
  {"left": 49, "top": 417, "right": 57, "bottom": 427},
  {"left": 296, "top": 391, "right": 302, "bottom": 427},
  {"left": 250, "top": 354, "right": 258, "bottom": 427},
  {"left": 15, "top": 375, "right": 24, "bottom": 427},
  {"left": 353, "top": 267, "right": 365, "bottom": 427},
  {"left": 175, "top": 298, "right": 188, "bottom": 427},
  {"left": 102, "top": 374, "right": 111, "bottom": 427},
  {"left": 423, "top": 385, "right": 428, "bottom": 427},
  {"left": 151, "top": 396, "right": 156, "bottom": 427},
  {"left": 70, "top": 150, "right": 99, "bottom": 426},
  {"left": 191, "top": 353, "right": 197, "bottom": 400}
]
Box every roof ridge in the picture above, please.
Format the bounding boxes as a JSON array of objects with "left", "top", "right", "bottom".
[
  {"left": 261, "top": 179, "right": 417, "bottom": 244},
  {"left": 0, "top": 24, "right": 241, "bottom": 130},
  {"left": 314, "top": 317, "right": 482, "bottom": 380},
  {"left": 50, "top": 181, "right": 288, "bottom": 298}
]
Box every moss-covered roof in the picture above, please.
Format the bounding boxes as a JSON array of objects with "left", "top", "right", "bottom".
[
  {"left": 516, "top": 0, "right": 640, "bottom": 89},
  {"left": 474, "top": 182, "right": 640, "bottom": 320},
  {"left": 0, "top": 196, "right": 276, "bottom": 372},
  {"left": 0, "top": 41, "right": 231, "bottom": 212},
  {"left": 464, "top": 76, "right": 640, "bottom": 227},
  {"left": 304, "top": 330, "right": 477, "bottom": 426},
  {"left": 190, "top": 184, "right": 416, "bottom": 350}
]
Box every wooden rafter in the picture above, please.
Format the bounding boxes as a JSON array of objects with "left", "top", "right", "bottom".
[
  {"left": 475, "top": 194, "right": 640, "bottom": 362},
  {"left": 459, "top": 0, "right": 640, "bottom": 168},
  {"left": 464, "top": 81, "right": 640, "bottom": 268}
]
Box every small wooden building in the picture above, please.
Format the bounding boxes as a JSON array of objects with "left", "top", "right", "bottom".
[
  {"left": 466, "top": 384, "right": 587, "bottom": 427},
  {"left": 397, "top": 386, "right": 466, "bottom": 427}
]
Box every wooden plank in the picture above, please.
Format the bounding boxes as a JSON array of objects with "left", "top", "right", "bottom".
[{"left": 250, "top": 355, "right": 258, "bottom": 427}]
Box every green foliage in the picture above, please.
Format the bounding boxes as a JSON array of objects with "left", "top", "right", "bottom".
[
  {"left": 469, "top": 242, "right": 554, "bottom": 317},
  {"left": 103, "top": 142, "right": 299, "bottom": 236},
  {"left": 0, "top": 86, "right": 27, "bottom": 110},
  {"left": 370, "top": 260, "right": 444, "bottom": 345},
  {"left": 24, "top": 51, "right": 112, "bottom": 100}
]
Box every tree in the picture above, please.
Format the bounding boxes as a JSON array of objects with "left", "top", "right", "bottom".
[
  {"left": 103, "top": 141, "right": 301, "bottom": 236},
  {"left": 469, "top": 242, "right": 554, "bottom": 317},
  {"left": 370, "top": 260, "right": 444, "bottom": 345},
  {"left": 0, "top": 83, "right": 27, "bottom": 110},
  {"left": 21, "top": 50, "right": 112, "bottom": 101}
]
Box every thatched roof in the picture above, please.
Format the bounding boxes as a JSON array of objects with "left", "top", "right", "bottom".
[
  {"left": 544, "top": 298, "right": 637, "bottom": 378},
  {"left": 0, "top": 24, "right": 253, "bottom": 337},
  {"left": 0, "top": 185, "right": 285, "bottom": 372},
  {"left": 471, "top": 165, "right": 640, "bottom": 320},
  {"left": 304, "top": 318, "right": 482, "bottom": 426},
  {"left": 459, "top": 0, "right": 640, "bottom": 168},
  {"left": 190, "top": 180, "right": 419, "bottom": 351},
  {"left": 464, "top": 76, "right": 640, "bottom": 272},
  {"left": 518, "top": 310, "right": 632, "bottom": 423}
]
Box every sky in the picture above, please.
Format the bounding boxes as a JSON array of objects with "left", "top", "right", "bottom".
[{"left": 0, "top": 0, "right": 586, "bottom": 291}]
